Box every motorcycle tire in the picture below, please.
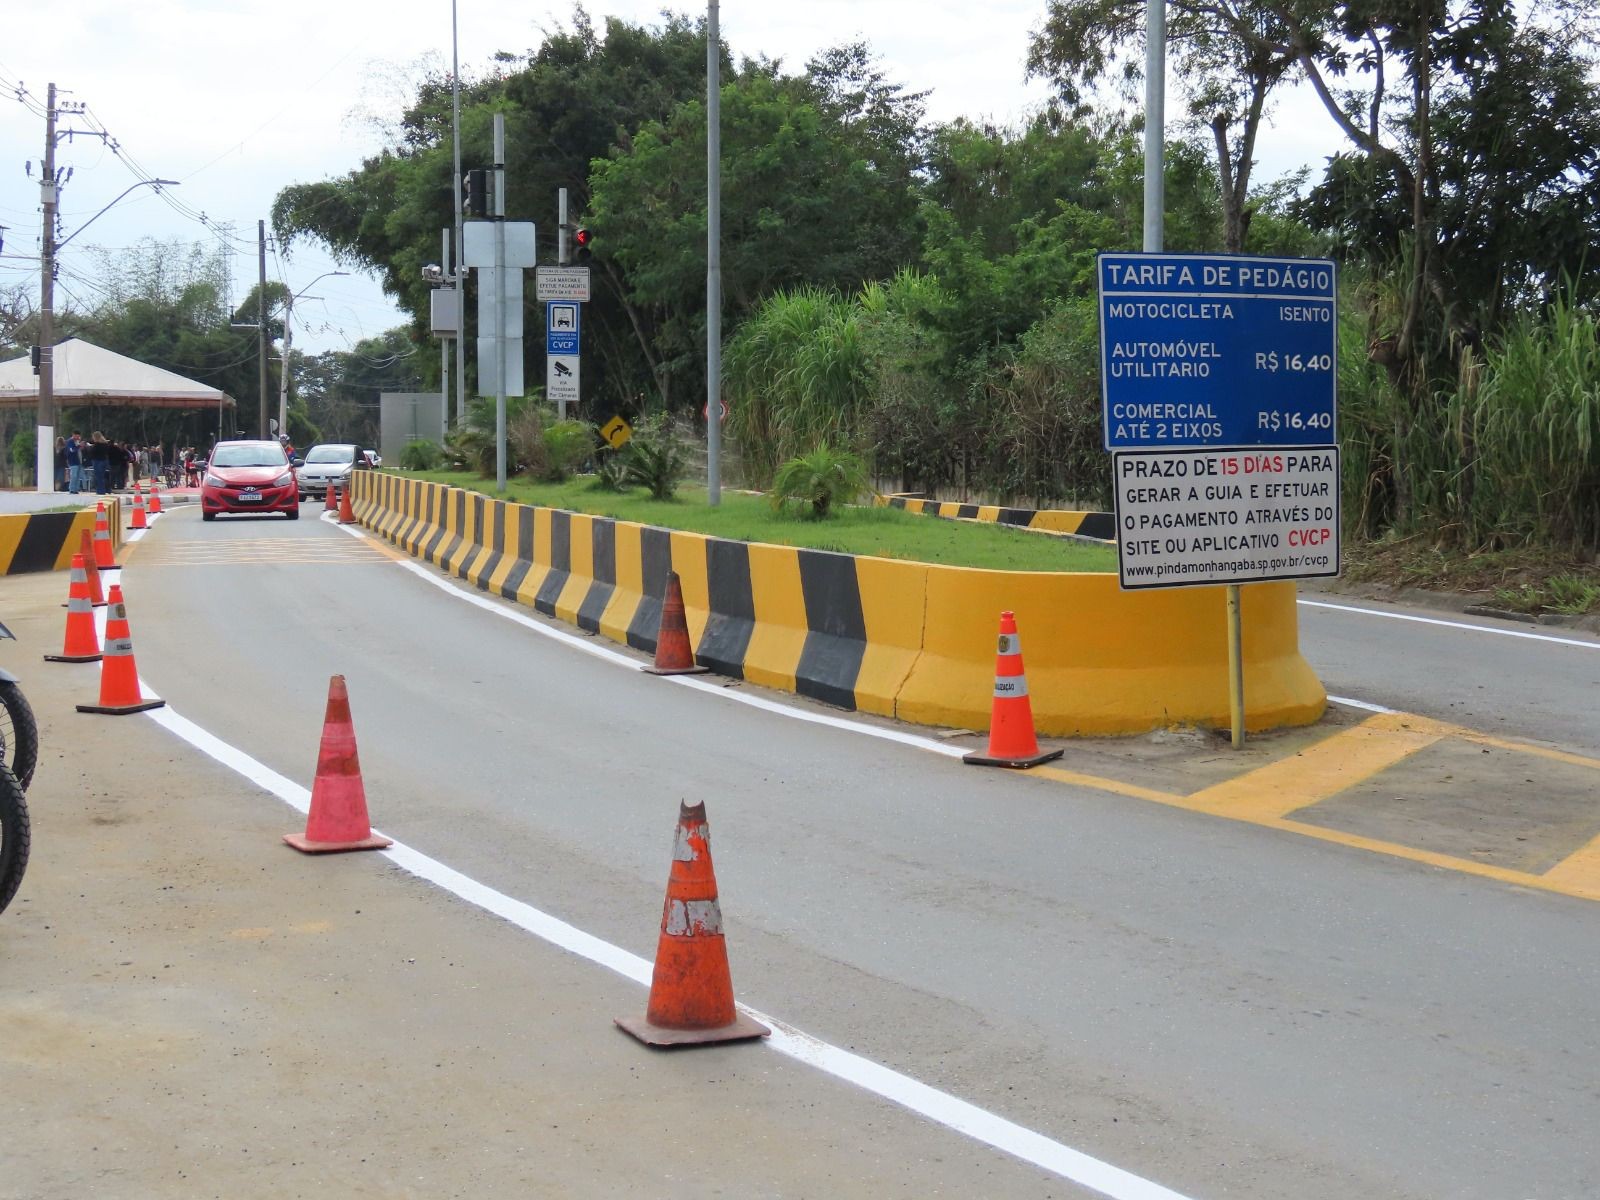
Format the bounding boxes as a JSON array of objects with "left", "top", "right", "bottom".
[
  {"left": 0, "top": 763, "right": 29, "bottom": 915},
  {"left": 0, "top": 678, "right": 38, "bottom": 791}
]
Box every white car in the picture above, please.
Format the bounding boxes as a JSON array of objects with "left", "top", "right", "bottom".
[{"left": 296, "top": 443, "right": 374, "bottom": 499}]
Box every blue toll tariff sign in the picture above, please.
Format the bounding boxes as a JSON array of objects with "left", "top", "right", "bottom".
[{"left": 1098, "top": 253, "right": 1337, "bottom": 450}]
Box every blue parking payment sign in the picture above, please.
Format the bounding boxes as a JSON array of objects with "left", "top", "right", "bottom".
[
  {"left": 1098, "top": 253, "right": 1336, "bottom": 450},
  {"left": 546, "top": 301, "right": 580, "bottom": 355}
]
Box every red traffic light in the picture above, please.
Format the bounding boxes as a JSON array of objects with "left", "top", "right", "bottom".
[{"left": 574, "top": 227, "right": 591, "bottom": 248}]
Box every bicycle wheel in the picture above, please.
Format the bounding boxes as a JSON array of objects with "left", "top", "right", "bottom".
[
  {"left": 0, "top": 678, "right": 39, "bottom": 790},
  {"left": 0, "top": 763, "right": 29, "bottom": 915}
]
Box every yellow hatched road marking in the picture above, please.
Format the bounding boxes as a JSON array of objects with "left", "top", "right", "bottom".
[
  {"left": 1022, "top": 711, "right": 1600, "bottom": 903},
  {"left": 139, "top": 537, "right": 386, "bottom": 566},
  {"left": 1181, "top": 712, "right": 1446, "bottom": 822}
]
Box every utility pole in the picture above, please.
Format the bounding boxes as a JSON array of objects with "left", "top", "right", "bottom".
[
  {"left": 258, "top": 221, "right": 269, "bottom": 440},
  {"left": 558, "top": 186, "right": 569, "bottom": 267},
  {"left": 451, "top": 0, "right": 466, "bottom": 428},
  {"left": 557, "top": 186, "right": 569, "bottom": 421},
  {"left": 493, "top": 112, "right": 507, "bottom": 494},
  {"left": 706, "top": 1, "right": 722, "bottom": 506},
  {"left": 441, "top": 227, "right": 451, "bottom": 441},
  {"left": 1143, "top": 0, "right": 1166, "bottom": 255},
  {"left": 279, "top": 299, "right": 293, "bottom": 440},
  {"left": 34, "top": 83, "right": 58, "bottom": 493}
]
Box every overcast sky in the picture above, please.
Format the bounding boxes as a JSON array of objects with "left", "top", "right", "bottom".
[{"left": 2, "top": 1, "right": 1345, "bottom": 356}]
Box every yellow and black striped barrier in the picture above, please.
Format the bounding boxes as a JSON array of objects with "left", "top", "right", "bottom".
[
  {"left": 353, "top": 474, "right": 1325, "bottom": 736},
  {"left": 0, "top": 500, "right": 122, "bottom": 575},
  {"left": 877, "top": 494, "right": 1116, "bottom": 540}
]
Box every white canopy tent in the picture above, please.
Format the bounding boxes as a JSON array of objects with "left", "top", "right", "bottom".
[{"left": 0, "top": 338, "right": 236, "bottom": 411}]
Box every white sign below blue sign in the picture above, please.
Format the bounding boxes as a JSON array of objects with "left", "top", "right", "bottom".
[
  {"left": 546, "top": 301, "right": 580, "bottom": 356},
  {"left": 1098, "top": 253, "right": 1337, "bottom": 450}
]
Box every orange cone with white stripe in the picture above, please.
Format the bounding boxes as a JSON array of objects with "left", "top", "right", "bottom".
[
  {"left": 325, "top": 483, "right": 338, "bottom": 512},
  {"left": 148, "top": 484, "right": 162, "bottom": 514},
  {"left": 616, "top": 801, "right": 769, "bottom": 1046},
  {"left": 76, "top": 584, "right": 164, "bottom": 714},
  {"left": 338, "top": 482, "right": 356, "bottom": 524},
  {"left": 77, "top": 529, "right": 106, "bottom": 606},
  {"left": 963, "top": 610, "right": 1062, "bottom": 769},
  {"left": 129, "top": 489, "right": 148, "bottom": 530},
  {"left": 44, "top": 555, "right": 103, "bottom": 663},
  {"left": 284, "top": 675, "right": 392, "bottom": 853},
  {"left": 92, "top": 503, "right": 116, "bottom": 568}
]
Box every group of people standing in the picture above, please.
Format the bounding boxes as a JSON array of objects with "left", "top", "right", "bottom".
[{"left": 53, "top": 433, "right": 170, "bottom": 495}]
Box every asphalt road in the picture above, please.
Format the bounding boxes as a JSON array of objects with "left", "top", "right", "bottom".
[
  {"left": 1298, "top": 593, "right": 1600, "bottom": 756},
  {"left": 122, "top": 508, "right": 1600, "bottom": 1199}
]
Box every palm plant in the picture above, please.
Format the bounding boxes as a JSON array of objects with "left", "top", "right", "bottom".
[{"left": 769, "top": 444, "right": 870, "bottom": 519}]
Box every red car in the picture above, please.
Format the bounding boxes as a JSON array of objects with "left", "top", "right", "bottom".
[{"left": 201, "top": 440, "right": 299, "bottom": 521}]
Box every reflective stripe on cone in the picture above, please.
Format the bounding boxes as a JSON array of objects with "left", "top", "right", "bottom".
[
  {"left": 964, "top": 610, "right": 1062, "bottom": 770},
  {"left": 616, "top": 801, "right": 769, "bottom": 1047},
  {"left": 44, "top": 555, "right": 103, "bottom": 663},
  {"left": 76, "top": 584, "right": 164, "bottom": 714}
]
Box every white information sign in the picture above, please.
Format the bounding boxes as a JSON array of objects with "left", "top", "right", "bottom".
[
  {"left": 477, "top": 337, "right": 524, "bottom": 396},
  {"left": 1113, "top": 447, "right": 1340, "bottom": 589},
  {"left": 536, "top": 266, "right": 592, "bottom": 301},
  {"left": 546, "top": 353, "right": 579, "bottom": 405},
  {"left": 463, "top": 220, "right": 537, "bottom": 268}
]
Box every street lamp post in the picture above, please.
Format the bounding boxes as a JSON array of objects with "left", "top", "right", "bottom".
[
  {"left": 33, "top": 169, "right": 178, "bottom": 492},
  {"left": 276, "top": 271, "right": 348, "bottom": 445}
]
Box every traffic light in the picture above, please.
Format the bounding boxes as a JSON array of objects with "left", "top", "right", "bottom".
[
  {"left": 463, "top": 168, "right": 488, "bottom": 219},
  {"left": 573, "top": 226, "right": 592, "bottom": 262}
]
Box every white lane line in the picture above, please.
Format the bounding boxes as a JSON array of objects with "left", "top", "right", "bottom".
[
  {"left": 325, "top": 515, "right": 968, "bottom": 760},
  {"left": 137, "top": 689, "right": 1192, "bottom": 1200},
  {"left": 1326, "top": 694, "right": 1399, "bottom": 715},
  {"left": 1299, "top": 598, "right": 1598, "bottom": 649}
]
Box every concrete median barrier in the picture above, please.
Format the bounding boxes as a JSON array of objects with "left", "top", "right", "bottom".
[
  {"left": 879, "top": 494, "right": 1116, "bottom": 540},
  {"left": 353, "top": 474, "right": 1325, "bottom": 735},
  {"left": 0, "top": 500, "right": 122, "bottom": 575}
]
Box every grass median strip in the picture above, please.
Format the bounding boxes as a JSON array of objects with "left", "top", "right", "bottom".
[{"left": 395, "top": 470, "right": 1119, "bottom": 573}]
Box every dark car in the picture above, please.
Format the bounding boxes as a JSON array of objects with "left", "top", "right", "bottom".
[{"left": 201, "top": 440, "right": 298, "bottom": 521}]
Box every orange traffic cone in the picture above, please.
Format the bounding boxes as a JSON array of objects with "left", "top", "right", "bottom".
[
  {"left": 76, "top": 585, "right": 165, "bottom": 714},
  {"left": 77, "top": 529, "right": 106, "bottom": 606},
  {"left": 616, "top": 801, "right": 769, "bottom": 1047},
  {"left": 325, "top": 483, "right": 338, "bottom": 513},
  {"left": 92, "top": 503, "right": 116, "bottom": 569},
  {"left": 284, "top": 675, "right": 392, "bottom": 854},
  {"left": 44, "top": 555, "right": 103, "bottom": 663},
  {"left": 643, "top": 572, "right": 709, "bottom": 676},
  {"left": 148, "top": 484, "right": 162, "bottom": 515},
  {"left": 129, "top": 489, "right": 148, "bottom": 530},
  {"left": 962, "top": 610, "right": 1063, "bottom": 769},
  {"left": 338, "top": 483, "right": 356, "bottom": 524}
]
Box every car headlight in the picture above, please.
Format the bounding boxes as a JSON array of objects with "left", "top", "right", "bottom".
[
  {"left": 273, "top": 472, "right": 293, "bottom": 488},
  {"left": 204, "top": 473, "right": 225, "bottom": 488}
]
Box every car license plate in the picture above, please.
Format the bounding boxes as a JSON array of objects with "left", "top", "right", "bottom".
[{"left": 238, "top": 490, "right": 262, "bottom": 502}]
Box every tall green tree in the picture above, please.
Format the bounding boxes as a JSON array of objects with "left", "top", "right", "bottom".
[
  {"left": 272, "top": 10, "right": 713, "bottom": 417},
  {"left": 1029, "top": 0, "right": 1304, "bottom": 252},
  {"left": 585, "top": 64, "right": 924, "bottom": 409}
]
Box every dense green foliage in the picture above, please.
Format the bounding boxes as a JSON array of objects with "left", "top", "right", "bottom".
[
  {"left": 621, "top": 415, "right": 692, "bottom": 500},
  {"left": 400, "top": 439, "right": 442, "bottom": 471},
  {"left": 137, "top": 3, "right": 1595, "bottom": 556}
]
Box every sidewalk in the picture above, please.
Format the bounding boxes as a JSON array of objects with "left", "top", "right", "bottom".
[
  {"left": 0, "top": 567, "right": 1048, "bottom": 1200},
  {"left": 0, "top": 484, "right": 198, "bottom": 515}
]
